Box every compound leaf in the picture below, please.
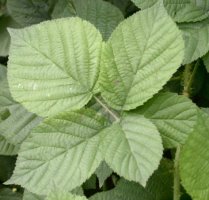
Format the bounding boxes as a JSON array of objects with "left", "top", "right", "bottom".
[
  {"left": 135, "top": 92, "right": 198, "bottom": 148},
  {"left": 6, "top": 109, "right": 108, "bottom": 195},
  {"left": 102, "top": 114, "right": 163, "bottom": 187},
  {"left": 180, "top": 112, "right": 209, "bottom": 200},
  {"left": 100, "top": 1, "right": 184, "bottom": 111},
  {"left": 8, "top": 18, "right": 103, "bottom": 117},
  {"left": 52, "top": 0, "right": 124, "bottom": 40}
]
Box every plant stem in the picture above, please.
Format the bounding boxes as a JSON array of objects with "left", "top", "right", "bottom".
[
  {"left": 174, "top": 146, "right": 181, "bottom": 200},
  {"left": 94, "top": 96, "right": 120, "bottom": 122}
]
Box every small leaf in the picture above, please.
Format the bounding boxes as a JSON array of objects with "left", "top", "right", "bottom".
[
  {"left": 6, "top": 109, "right": 108, "bottom": 195},
  {"left": 46, "top": 191, "right": 87, "bottom": 200},
  {"left": 8, "top": 18, "right": 103, "bottom": 117},
  {"left": 100, "top": 1, "right": 184, "bottom": 111},
  {"left": 95, "top": 161, "right": 113, "bottom": 187},
  {"left": 135, "top": 92, "right": 198, "bottom": 148},
  {"left": 52, "top": 0, "right": 124, "bottom": 40},
  {"left": 179, "top": 18, "right": 209, "bottom": 64},
  {"left": 180, "top": 111, "right": 209, "bottom": 200},
  {"left": 102, "top": 114, "right": 163, "bottom": 186}
]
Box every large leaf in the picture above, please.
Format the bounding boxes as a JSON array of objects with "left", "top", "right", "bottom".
[
  {"left": 23, "top": 191, "right": 44, "bottom": 200},
  {"left": 179, "top": 18, "right": 209, "bottom": 64},
  {"left": 102, "top": 114, "right": 163, "bottom": 186},
  {"left": 132, "top": 0, "right": 209, "bottom": 23},
  {"left": 180, "top": 112, "right": 209, "bottom": 200},
  {"left": 6, "top": 109, "right": 108, "bottom": 195},
  {"left": 46, "top": 191, "right": 87, "bottom": 200},
  {"left": 0, "top": 65, "right": 42, "bottom": 145},
  {"left": 6, "top": 0, "right": 55, "bottom": 27},
  {"left": 8, "top": 18, "right": 103, "bottom": 117},
  {"left": 52, "top": 0, "right": 124, "bottom": 40},
  {"left": 0, "top": 16, "right": 19, "bottom": 56},
  {"left": 100, "top": 1, "right": 184, "bottom": 111},
  {"left": 90, "top": 159, "right": 173, "bottom": 200},
  {"left": 0, "top": 189, "right": 22, "bottom": 200},
  {"left": 135, "top": 92, "right": 198, "bottom": 148}
]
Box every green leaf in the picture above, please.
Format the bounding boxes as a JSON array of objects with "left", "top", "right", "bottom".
[
  {"left": 46, "top": 191, "right": 87, "bottom": 200},
  {"left": 0, "top": 188, "right": 22, "bottom": 200},
  {"left": 180, "top": 112, "right": 209, "bottom": 200},
  {"left": 179, "top": 18, "right": 209, "bottom": 64},
  {"left": 95, "top": 161, "right": 113, "bottom": 187},
  {"left": 191, "top": 0, "right": 209, "bottom": 11},
  {"left": 8, "top": 18, "right": 103, "bottom": 117},
  {"left": 132, "top": 0, "right": 209, "bottom": 23},
  {"left": 23, "top": 190, "right": 44, "bottom": 200},
  {"left": 0, "top": 16, "right": 19, "bottom": 56},
  {"left": 102, "top": 114, "right": 163, "bottom": 186},
  {"left": 203, "top": 52, "right": 209, "bottom": 73},
  {"left": 0, "top": 65, "right": 42, "bottom": 145},
  {"left": 6, "top": 0, "right": 55, "bottom": 27},
  {"left": 90, "top": 159, "right": 173, "bottom": 200},
  {"left": 0, "top": 135, "right": 19, "bottom": 155},
  {"left": 100, "top": 1, "right": 184, "bottom": 111},
  {"left": 135, "top": 92, "right": 198, "bottom": 148},
  {"left": 6, "top": 109, "right": 108, "bottom": 195},
  {"left": 52, "top": 0, "right": 124, "bottom": 40}
]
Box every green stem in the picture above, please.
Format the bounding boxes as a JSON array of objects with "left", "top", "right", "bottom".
[
  {"left": 174, "top": 146, "right": 181, "bottom": 200},
  {"left": 94, "top": 96, "right": 120, "bottom": 122}
]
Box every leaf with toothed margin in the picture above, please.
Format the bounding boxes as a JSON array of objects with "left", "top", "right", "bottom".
[
  {"left": 99, "top": 1, "right": 184, "bottom": 111},
  {"left": 6, "top": 109, "right": 109, "bottom": 195},
  {"left": 7, "top": 17, "right": 103, "bottom": 117},
  {"left": 101, "top": 114, "right": 163, "bottom": 187},
  {"left": 135, "top": 92, "right": 198, "bottom": 148}
]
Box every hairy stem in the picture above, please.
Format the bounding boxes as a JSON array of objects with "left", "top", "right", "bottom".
[
  {"left": 174, "top": 146, "right": 181, "bottom": 200},
  {"left": 94, "top": 96, "right": 120, "bottom": 122}
]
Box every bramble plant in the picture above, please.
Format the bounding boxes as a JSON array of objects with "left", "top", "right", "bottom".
[{"left": 1, "top": 0, "right": 209, "bottom": 199}]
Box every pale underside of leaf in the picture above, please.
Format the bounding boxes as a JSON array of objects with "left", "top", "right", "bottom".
[
  {"left": 8, "top": 18, "right": 102, "bottom": 117},
  {"left": 6, "top": 109, "right": 108, "bottom": 195},
  {"left": 135, "top": 92, "right": 198, "bottom": 148},
  {"left": 100, "top": 1, "right": 184, "bottom": 111},
  {"left": 102, "top": 114, "right": 163, "bottom": 187}
]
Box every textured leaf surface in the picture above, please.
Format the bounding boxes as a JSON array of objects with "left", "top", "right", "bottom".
[
  {"left": 7, "top": 109, "right": 108, "bottom": 195},
  {"left": 6, "top": 0, "right": 54, "bottom": 26},
  {"left": 46, "top": 191, "right": 87, "bottom": 200},
  {"left": 131, "top": 0, "right": 157, "bottom": 9},
  {"left": 179, "top": 19, "right": 209, "bottom": 64},
  {"left": 100, "top": 1, "right": 184, "bottom": 111},
  {"left": 102, "top": 114, "right": 163, "bottom": 186},
  {"left": 180, "top": 112, "right": 209, "bottom": 200},
  {"left": 135, "top": 92, "right": 198, "bottom": 148},
  {"left": 0, "top": 189, "right": 22, "bottom": 200},
  {"left": 0, "top": 135, "right": 19, "bottom": 155},
  {"left": 8, "top": 18, "right": 102, "bottom": 117},
  {"left": 0, "top": 65, "right": 42, "bottom": 145},
  {"left": 52, "top": 0, "right": 124, "bottom": 40},
  {"left": 203, "top": 52, "right": 209, "bottom": 73},
  {"left": 90, "top": 159, "right": 173, "bottom": 200},
  {"left": 95, "top": 161, "right": 113, "bottom": 187},
  {"left": 23, "top": 191, "right": 44, "bottom": 200}
]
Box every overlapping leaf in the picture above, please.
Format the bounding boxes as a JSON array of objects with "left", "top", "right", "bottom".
[
  {"left": 46, "top": 191, "right": 87, "bottom": 200},
  {"left": 0, "top": 189, "right": 22, "bottom": 200},
  {"left": 135, "top": 92, "right": 198, "bottom": 148},
  {"left": 23, "top": 191, "right": 44, "bottom": 200},
  {"left": 90, "top": 159, "right": 173, "bottom": 200},
  {"left": 52, "top": 0, "right": 124, "bottom": 40},
  {"left": 179, "top": 18, "right": 209, "bottom": 64},
  {"left": 203, "top": 52, "right": 209, "bottom": 73},
  {"left": 0, "top": 65, "right": 42, "bottom": 145},
  {"left": 6, "top": 109, "right": 108, "bottom": 195},
  {"left": 8, "top": 18, "right": 103, "bottom": 117},
  {"left": 100, "top": 1, "right": 184, "bottom": 111},
  {"left": 0, "top": 136, "right": 19, "bottom": 155},
  {"left": 102, "top": 114, "right": 163, "bottom": 186},
  {"left": 180, "top": 112, "right": 209, "bottom": 200}
]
